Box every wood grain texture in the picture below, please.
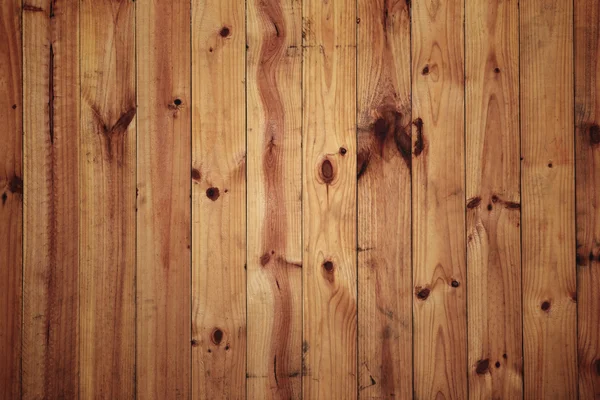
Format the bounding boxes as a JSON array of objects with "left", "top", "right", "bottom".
[
  {"left": 520, "top": 0, "right": 577, "bottom": 398},
  {"left": 22, "top": 0, "right": 79, "bottom": 398},
  {"left": 80, "top": 0, "right": 136, "bottom": 397},
  {"left": 411, "top": 0, "right": 467, "bottom": 398},
  {"left": 136, "top": 0, "right": 191, "bottom": 398},
  {"left": 191, "top": 0, "right": 246, "bottom": 398},
  {"left": 575, "top": 0, "right": 600, "bottom": 398},
  {"left": 465, "top": 0, "right": 523, "bottom": 398},
  {"left": 247, "top": 0, "right": 302, "bottom": 398},
  {"left": 302, "top": 0, "right": 357, "bottom": 398},
  {"left": 356, "top": 0, "right": 412, "bottom": 398},
  {"left": 0, "top": 0, "right": 22, "bottom": 398}
]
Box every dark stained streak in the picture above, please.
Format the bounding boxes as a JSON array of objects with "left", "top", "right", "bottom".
[
  {"left": 23, "top": 4, "right": 44, "bottom": 12},
  {"left": 49, "top": 45, "right": 54, "bottom": 144},
  {"left": 413, "top": 118, "right": 425, "bottom": 156}
]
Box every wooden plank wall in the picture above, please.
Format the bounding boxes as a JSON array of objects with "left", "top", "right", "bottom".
[{"left": 1, "top": 0, "right": 598, "bottom": 399}]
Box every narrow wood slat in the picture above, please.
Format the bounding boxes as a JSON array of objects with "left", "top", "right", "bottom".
[
  {"left": 575, "top": 0, "right": 600, "bottom": 397},
  {"left": 302, "top": 0, "right": 357, "bottom": 397},
  {"left": 411, "top": 0, "right": 467, "bottom": 397},
  {"left": 465, "top": 0, "right": 523, "bottom": 398},
  {"left": 22, "top": 0, "right": 79, "bottom": 398},
  {"left": 520, "top": 0, "right": 577, "bottom": 397},
  {"left": 356, "top": 0, "right": 412, "bottom": 397},
  {"left": 191, "top": 0, "right": 246, "bottom": 398},
  {"left": 0, "top": 0, "right": 22, "bottom": 398},
  {"left": 79, "top": 0, "right": 136, "bottom": 397},
  {"left": 247, "top": 0, "right": 303, "bottom": 398},
  {"left": 136, "top": 0, "right": 191, "bottom": 398}
]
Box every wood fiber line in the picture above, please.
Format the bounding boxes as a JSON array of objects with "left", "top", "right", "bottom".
[
  {"left": 357, "top": 0, "right": 412, "bottom": 398},
  {"left": 411, "top": 0, "right": 467, "bottom": 397},
  {"left": 520, "top": 0, "right": 577, "bottom": 397},
  {"left": 247, "top": 0, "right": 302, "bottom": 398},
  {"left": 136, "top": 0, "right": 191, "bottom": 398},
  {"left": 22, "top": 0, "right": 80, "bottom": 398},
  {"left": 0, "top": 0, "right": 22, "bottom": 398},
  {"left": 465, "top": 0, "right": 523, "bottom": 398},
  {"left": 302, "top": 0, "right": 357, "bottom": 397},
  {"left": 575, "top": 0, "right": 600, "bottom": 397},
  {"left": 80, "top": 0, "right": 136, "bottom": 397},
  {"left": 191, "top": 0, "right": 246, "bottom": 398}
]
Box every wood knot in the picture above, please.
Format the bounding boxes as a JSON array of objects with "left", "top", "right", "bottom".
[
  {"left": 211, "top": 328, "right": 224, "bottom": 345},
  {"left": 541, "top": 301, "right": 551, "bottom": 311},
  {"left": 475, "top": 359, "right": 489, "bottom": 375},
  {"left": 589, "top": 124, "right": 600, "bottom": 145},
  {"left": 191, "top": 168, "right": 201, "bottom": 183},
  {"left": 451, "top": 280, "right": 459, "bottom": 288},
  {"left": 322, "top": 260, "right": 335, "bottom": 283},
  {"left": 206, "top": 187, "right": 220, "bottom": 201},
  {"left": 8, "top": 176, "right": 23, "bottom": 194},
  {"left": 320, "top": 158, "right": 335, "bottom": 184},
  {"left": 220, "top": 26, "right": 231, "bottom": 37},
  {"left": 466, "top": 196, "right": 481, "bottom": 209},
  {"left": 339, "top": 147, "right": 347, "bottom": 155},
  {"left": 415, "top": 287, "right": 430, "bottom": 300}
]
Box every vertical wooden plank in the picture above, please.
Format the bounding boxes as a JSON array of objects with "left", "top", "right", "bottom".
[
  {"left": 356, "top": 0, "right": 411, "bottom": 398},
  {"left": 22, "top": 0, "right": 79, "bottom": 398},
  {"left": 521, "top": 0, "right": 576, "bottom": 398},
  {"left": 247, "top": 0, "right": 302, "bottom": 398},
  {"left": 575, "top": 0, "right": 600, "bottom": 398},
  {"left": 80, "top": 0, "right": 136, "bottom": 397},
  {"left": 191, "top": 0, "right": 246, "bottom": 398},
  {"left": 465, "top": 0, "right": 522, "bottom": 398},
  {"left": 302, "top": 0, "right": 356, "bottom": 397},
  {"left": 136, "top": 0, "right": 191, "bottom": 398},
  {"left": 411, "top": 0, "right": 466, "bottom": 398},
  {"left": 0, "top": 0, "right": 22, "bottom": 398}
]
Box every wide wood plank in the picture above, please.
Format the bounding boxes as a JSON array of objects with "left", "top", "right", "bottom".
[
  {"left": 80, "top": 0, "right": 136, "bottom": 397},
  {"left": 0, "top": 0, "right": 22, "bottom": 398},
  {"left": 465, "top": 0, "right": 522, "bottom": 398},
  {"left": 136, "top": 0, "right": 191, "bottom": 398},
  {"left": 22, "top": 0, "right": 79, "bottom": 398},
  {"left": 191, "top": 0, "right": 246, "bottom": 398},
  {"left": 411, "top": 0, "right": 467, "bottom": 397},
  {"left": 356, "top": 0, "right": 412, "bottom": 398},
  {"left": 247, "top": 0, "right": 302, "bottom": 398},
  {"left": 520, "top": 0, "right": 577, "bottom": 398},
  {"left": 302, "top": 0, "right": 357, "bottom": 397},
  {"left": 575, "top": 0, "right": 600, "bottom": 398}
]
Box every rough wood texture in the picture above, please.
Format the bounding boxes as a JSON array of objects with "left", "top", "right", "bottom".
[
  {"left": 302, "top": 0, "right": 357, "bottom": 398},
  {"left": 575, "top": 0, "right": 600, "bottom": 398},
  {"left": 22, "top": 0, "right": 79, "bottom": 398},
  {"left": 356, "top": 0, "right": 412, "bottom": 398},
  {"left": 191, "top": 0, "right": 246, "bottom": 398},
  {"left": 521, "top": 0, "right": 577, "bottom": 398},
  {"left": 465, "top": 0, "right": 523, "bottom": 398},
  {"left": 411, "top": 0, "right": 467, "bottom": 398},
  {"left": 79, "top": 0, "right": 136, "bottom": 397},
  {"left": 247, "top": 0, "right": 303, "bottom": 398},
  {"left": 0, "top": 0, "right": 22, "bottom": 398},
  {"left": 136, "top": 0, "right": 191, "bottom": 398}
]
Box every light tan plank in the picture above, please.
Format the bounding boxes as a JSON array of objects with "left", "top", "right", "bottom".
[
  {"left": 0, "top": 0, "right": 22, "bottom": 398},
  {"left": 465, "top": 0, "right": 523, "bottom": 398},
  {"left": 575, "top": 0, "right": 600, "bottom": 398},
  {"left": 302, "top": 0, "right": 357, "bottom": 397},
  {"left": 191, "top": 0, "right": 246, "bottom": 398},
  {"left": 247, "top": 0, "right": 303, "bottom": 398},
  {"left": 411, "top": 0, "right": 467, "bottom": 397},
  {"left": 80, "top": 0, "right": 136, "bottom": 397},
  {"left": 356, "top": 0, "right": 412, "bottom": 397},
  {"left": 136, "top": 0, "right": 191, "bottom": 398},
  {"left": 22, "top": 0, "right": 79, "bottom": 397},
  {"left": 520, "top": 0, "right": 577, "bottom": 398}
]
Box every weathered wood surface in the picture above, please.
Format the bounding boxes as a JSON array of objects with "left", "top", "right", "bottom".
[
  {"left": 136, "top": 0, "right": 191, "bottom": 398},
  {"left": 79, "top": 0, "right": 137, "bottom": 397},
  {"left": 521, "top": 0, "right": 577, "bottom": 398},
  {"left": 575, "top": 0, "right": 600, "bottom": 398},
  {"left": 357, "top": 0, "right": 412, "bottom": 398},
  {"left": 465, "top": 0, "right": 523, "bottom": 398},
  {"left": 247, "top": 0, "right": 303, "bottom": 398}
]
